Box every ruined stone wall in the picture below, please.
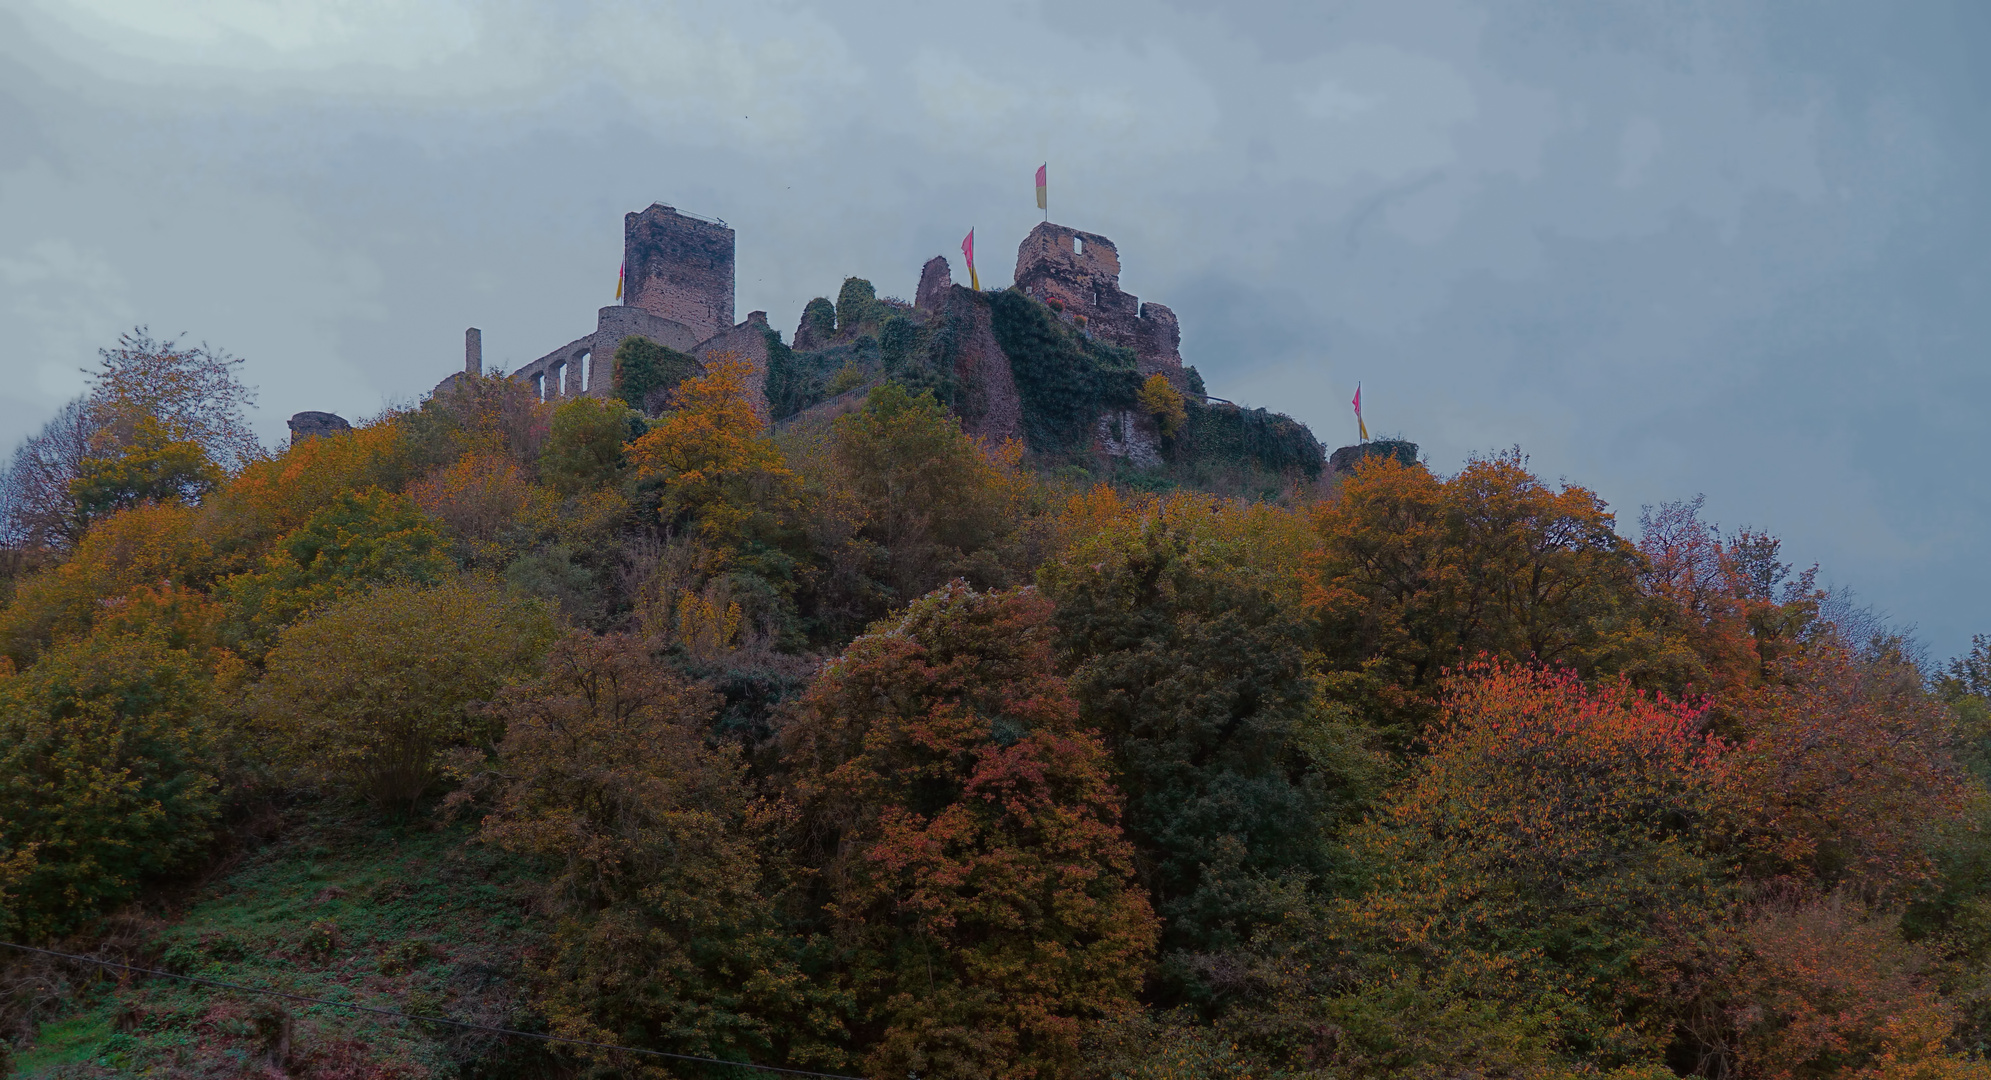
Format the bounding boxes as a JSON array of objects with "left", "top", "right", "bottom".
[
  {"left": 287, "top": 411, "right": 351, "bottom": 445},
  {"left": 625, "top": 204, "right": 734, "bottom": 343},
  {"left": 1011, "top": 221, "right": 1186, "bottom": 382},
  {"left": 913, "top": 256, "right": 1022, "bottom": 444}
]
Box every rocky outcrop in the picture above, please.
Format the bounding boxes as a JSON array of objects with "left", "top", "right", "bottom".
[{"left": 915, "top": 261, "right": 1021, "bottom": 444}]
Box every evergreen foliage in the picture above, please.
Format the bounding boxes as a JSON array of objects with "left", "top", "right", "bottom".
[
  {"left": 800, "top": 297, "right": 836, "bottom": 342},
  {"left": 834, "top": 277, "right": 882, "bottom": 332}
]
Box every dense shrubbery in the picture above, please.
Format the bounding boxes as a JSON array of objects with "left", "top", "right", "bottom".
[{"left": 4, "top": 327, "right": 1991, "bottom": 1080}]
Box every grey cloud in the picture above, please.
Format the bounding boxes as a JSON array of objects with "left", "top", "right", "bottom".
[{"left": 0, "top": 0, "right": 1984, "bottom": 657}]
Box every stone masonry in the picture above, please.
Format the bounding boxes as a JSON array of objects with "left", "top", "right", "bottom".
[
  {"left": 286, "top": 411, "right": 351, "bottom": 444},
  {"left": 435, "top": 204, "right": 768, "bottom": 416},
  {"left": 1011, "top": 222, "right": 1186, "bottom": 383}
]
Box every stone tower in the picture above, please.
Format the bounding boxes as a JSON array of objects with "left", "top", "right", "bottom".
[
  {"left": 1012, "top": 221, "right": 1184, "bottom": 381},
  {"left": 623, "top": 204, "right": 735, "bottom": 343}
]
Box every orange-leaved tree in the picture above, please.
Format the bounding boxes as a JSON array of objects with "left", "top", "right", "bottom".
[
  {"left": 0, "top": 500, "right": 215, "bottom": 665},
  {"left": 783, "top": 583, "right": 1157, "bottom": 1080},
  {"left": 1337, "top": 662, "right": 1728, "bottom": 1067},
  {"left": 406, "top": 452, "right": 557, "bottom": 568},
  {"left": 1304, "top": 451, "right": 1653, "bottom": 748}
]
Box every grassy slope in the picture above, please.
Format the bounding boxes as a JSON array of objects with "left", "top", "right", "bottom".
[{"left": 9, "top": 803, "right": 553, "bottom": 1079}]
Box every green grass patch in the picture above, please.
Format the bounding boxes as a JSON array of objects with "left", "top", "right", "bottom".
[{"left": 11, "top": 801, "right": 554, "bottom": 1079}]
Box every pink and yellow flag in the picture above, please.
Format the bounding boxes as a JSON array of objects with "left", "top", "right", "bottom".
[
  {"left": 615, "top": 261, "right": 624, "bottom": 300},
  {"left": 962, "top": 228, "right": 980, "bottom": 291},
  {"left": 1035, "top": 163, "right": 1047, "bottom": 212},
  {"left": 1352, "top": 383, "right": 1368, "bottom": 441}
]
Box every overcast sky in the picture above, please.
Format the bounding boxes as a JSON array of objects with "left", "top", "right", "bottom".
[{"left": 1, "top": 0, "right": 1985, "bottom": 659}]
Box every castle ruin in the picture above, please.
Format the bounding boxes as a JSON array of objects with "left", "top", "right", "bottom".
[
  {"left": 1010, "top": 222, "right": 1185, "bottom": 382},
  {"left": 435, "top": 204, "right": 770, "bottom": 412},
  {"left": 420, "top": 205, "right": 1262, "bottom": 472}
]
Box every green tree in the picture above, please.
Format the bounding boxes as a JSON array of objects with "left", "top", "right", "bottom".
[
  {"left": 1039, "top": 493, "right": 1348, "bottom": 985},
  {"left": 824, "top": 382, "right": 1028, "bottom": 607},
  {"left": 0, "top": 630, "right": 224, "bottom": 938},
  {"left": 67, "top": 414, "right": 224, "bottom": 530},
  {"left": 834, "top": 277, "right": 881, "bottom": 332},
  {"left": 539, "top": 395, "right": 642, "bottom": 495},
  {"left": 783, "top": 583, "right": 1157, "bottom": 1080},
  {"left": 220, "top": 487, "right": 453, "bottom": 655},
  {"left": 474, "top": 632, "right": 848, "bottom": 1073},
  {"left": 249, "top": 577, "right": 554, "bottom": 808}
]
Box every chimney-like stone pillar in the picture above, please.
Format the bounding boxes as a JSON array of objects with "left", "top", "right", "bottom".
[{"left": 466, "top": 327, "right": 482, "bottom": 376}]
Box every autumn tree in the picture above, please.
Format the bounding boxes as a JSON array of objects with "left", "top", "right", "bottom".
[
  {"left": 83, "top": 327, "right": 261, "bottom": 468},
  {"left": 1137, "top": 374, "right": 1188, "bottom": 438},
  {"left": 1305, "top": 451, "right": 1651, "bottom": 746},
  {"left": 473, "top": 632, "right": 847, "bottom": 1073},
  {"left": 627, "top": 358, "right": 796, "bottom": 551},
  {"left": 0, "top": 629, "right": 226, "bottom": 938},
  {"left": 0, "top": 500, "right": 221, "bottom": 666},
  {"left": 1718, "top": 644, "right": 1967, "bottom": 899},
  {"left": 784, "top": 381, "right": 1038, "bottom": 643},
  {"left": 539, "top": 395, "right": 642, "bottom": 495},
  {"left": 407, "top": 452, "right": 556, "bottom": 567},
  {"left": 0, "top": 398, "right": 94, "bottom": 550},
  {"left": 783, "top": 584, "right": 1157, "bottom": 1080},
  {"left": 67, "top": 415, "right": 224, "bottom": 531},
  {"left": 250, "top": 577, "right": 554, "bottom": 808},
  {"left": 1039, "top": 490, "right": 1352, "bottom": 986},
  {"left": 207, "top": 418, "right": 415, "bottom": 557},
  {"left": 1334, "top": 663, "right": 1729, "bottom": 1066},
  {"left": 219, "top": 487, "right": 453, "bottom": 655},
  {"left": 1637, "top": 497, "right": 1827, "bottom": 702}
]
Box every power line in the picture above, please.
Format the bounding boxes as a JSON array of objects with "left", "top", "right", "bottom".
[{"left": 0, "top": 941, "right": 864, "bottom": 1080}]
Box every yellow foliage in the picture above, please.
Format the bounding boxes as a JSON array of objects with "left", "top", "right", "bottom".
[
  {"left": 211, "top": 419, "right": 413, "bottom": 549},
  {"left": 626, "top": 358, "right": 796, "bottom": 548},
  {"left": 250, "top": 576, "right": 555, "bottom": 807},
  {"left": 673, "top": 590, "right": 744, "bottom": 660},
  {"left": 0, "top": 501, "right": 211, "bottom": 664},
  {"left": 1137, "top": 373, "right": 1188, "bottom": 437}
]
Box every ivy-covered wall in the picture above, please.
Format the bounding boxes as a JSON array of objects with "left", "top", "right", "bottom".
[
  {"left": 988, "top": 289, "right": 1143, "bottom": 455},
  {"left": 613, "top": 336, "right": 701, "bottom": 415},
  {"left": 1177, "top": 400, "right": 1325, "bottom": 479}
]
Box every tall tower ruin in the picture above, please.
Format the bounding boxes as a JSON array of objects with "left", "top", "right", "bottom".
[{"left": 623, "top": 204, "right": 735, "bottom": 342}]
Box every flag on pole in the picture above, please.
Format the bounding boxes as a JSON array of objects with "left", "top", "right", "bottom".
[
  {"left": 615, "top": 261, "right": 624, "bottom": 300},
  {"left": 1035, "top": 163, "right": 1048, "bottom": 214},
  {"left": 962, "top": 228, "right": 980, "bottom": 291},
  {"left": 1352, "top": 383, "right": 1368, "bottom": 441}
]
